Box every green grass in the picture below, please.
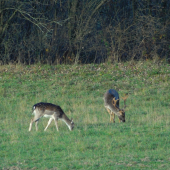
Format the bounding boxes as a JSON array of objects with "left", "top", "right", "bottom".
[{"left": 0, "top": 61, "right": 170, "bottom": 169}]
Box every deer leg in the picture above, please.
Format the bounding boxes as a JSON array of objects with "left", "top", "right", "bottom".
[
  {"left": 35, "top": 121, "right": 39, "bottom": 131},
  {"left": 29, "top": 114, "right": 41, "bottom": 131},
  {"left": 111, "top": 112, "right": 115, "bottom": 123},
  {"left": 109, "top": 112, "right": 115, "bottom": 123},
  {"left": 119, "top": 118, "right": 121, "bottom": 123},
  {"left": 110, "top": 114, "right": 112, "bottom": 123},
  {"left": 29, "top": 118, "right": 39, "bottom": 131},
  {"left": 29, "top": 119, "right": 33, "bottom": 131},
  {"left": 54, "top": 119, "right": 59, "bottom": 131},
  {"left": 44, "top": 118, "right": 53, "bottom": 131},
  {"left": 106, "top": 108, "right": 112, "bottom": 123}
]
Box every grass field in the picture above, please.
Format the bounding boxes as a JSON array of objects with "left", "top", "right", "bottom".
[{"left": 0, "top": 61, "right": 170, "bottom": 169}]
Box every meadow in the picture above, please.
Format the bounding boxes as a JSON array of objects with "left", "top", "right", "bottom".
[{"left": 0, "top": 61, "right": 170, "bottom": 169}]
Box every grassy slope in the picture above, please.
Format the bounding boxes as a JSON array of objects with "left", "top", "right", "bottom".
[{"left": 0, "top": 61, "right": 170, "bottom": 169}]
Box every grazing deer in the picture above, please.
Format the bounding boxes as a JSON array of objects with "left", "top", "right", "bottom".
[
  {"left": 104, "top": 89, "right": 128, "bottom": 123},
  {"left": 29, "top": 102, "right": 74, "bottom": 131}
]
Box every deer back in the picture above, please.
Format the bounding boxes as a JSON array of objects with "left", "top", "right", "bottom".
[
  {"left": 104, "top": 89, "right": 119, "bottom": 106},
  {"left": 33, "top": 102, "right": 65, "bottom": 119},
  {"left": 104, "top": 89, "right": 120, "bottom": 115}
]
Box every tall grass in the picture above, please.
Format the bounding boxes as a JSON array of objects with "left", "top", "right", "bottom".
[{"left": 0, "top": 61, "right": 170, "bottom": 169}]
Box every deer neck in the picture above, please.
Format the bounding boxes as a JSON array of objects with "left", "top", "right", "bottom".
[{"left": 60, "top": 114, "right": 72, "bottom": 130}]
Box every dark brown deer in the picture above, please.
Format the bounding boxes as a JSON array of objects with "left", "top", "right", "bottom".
[{"left": 29, "top": 102, "right": 74, "bottom": 131}]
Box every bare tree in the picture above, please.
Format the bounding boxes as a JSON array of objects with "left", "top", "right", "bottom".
[
  {"left": 0, "top": 0, "right": 63, "bottom": 64},
  {"left": 66, "top": 0, "right": 107, "bottom": 64},
  {"left": 0, "top": 0, "right": 170, "bottom": 64}
]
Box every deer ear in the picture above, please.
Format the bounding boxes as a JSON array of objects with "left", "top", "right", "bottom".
[
  {"left": 119, "top": 110, "right": 125, "bottom": 116},
  {"left": 119, "top": 110, "right": 123, "bottom": 115}
]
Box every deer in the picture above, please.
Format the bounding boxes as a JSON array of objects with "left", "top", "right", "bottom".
[
  {"left": 29, "top": 102, "right": 74, "bottom": 132},
  {"left": 104, "top": 89, "right": 128, "bottom": 123}
]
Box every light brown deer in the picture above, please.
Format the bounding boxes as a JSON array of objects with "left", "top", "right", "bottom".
[
  {"left": 104, "top": 89, "right": 128, "bottom": 123},
  {"left": 29, "top": 102, "right": 74, "bottom": 131}
]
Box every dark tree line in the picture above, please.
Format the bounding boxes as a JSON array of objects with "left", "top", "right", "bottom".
[{"left": 0, "top": 0, "right": 170, "bottom": 65}]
